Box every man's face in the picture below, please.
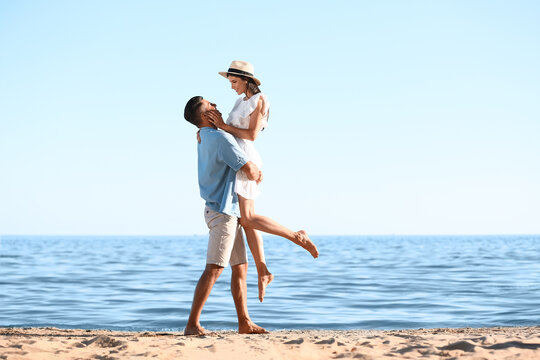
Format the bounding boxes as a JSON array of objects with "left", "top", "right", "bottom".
[{"left": 200, "top": 99, "right": 217, "bottom": 120}]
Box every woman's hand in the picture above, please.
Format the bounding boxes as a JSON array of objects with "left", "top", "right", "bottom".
[
  {"left": 206, "top": 110, "right": 226, "bottom": 129},
  {"left": 260, "top": 95, "right": 267, "bottom": 116}
]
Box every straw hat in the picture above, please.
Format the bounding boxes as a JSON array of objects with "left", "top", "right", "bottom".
[{"left": 219, "top": 60, "right": 261, "bottom": 86}]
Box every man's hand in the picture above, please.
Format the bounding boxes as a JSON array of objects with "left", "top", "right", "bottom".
[{"left": 205, "top": 110, "right": 226, "bottom": 129}]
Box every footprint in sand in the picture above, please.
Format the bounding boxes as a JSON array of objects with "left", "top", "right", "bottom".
[
  {"left": 315, "top": 338, "right": 335, "bottom": 345},
  {"left": 283, "top": 338, "right": 304, "bottom": 345},
  {"left": 438, "top": 340, "right": 476, "bottom": 352},
  {"left": 81, "top": 335, "right": 127, "bottom": 349},
  {"left": 483, "top": 341, "right": 540, "bottom": 350}
]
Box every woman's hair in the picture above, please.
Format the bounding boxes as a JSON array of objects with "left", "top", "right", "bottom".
[{"left": 245, "top": 77, "right": 261, "bottom": 96}]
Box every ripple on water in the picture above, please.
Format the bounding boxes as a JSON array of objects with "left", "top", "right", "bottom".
[{"left": 1, "top": 235, "right": 540, "bottom": 331}]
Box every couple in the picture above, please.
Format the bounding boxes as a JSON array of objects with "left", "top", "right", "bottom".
[{"left": 183, "top": 61, "right": 319, "bottom": 335}]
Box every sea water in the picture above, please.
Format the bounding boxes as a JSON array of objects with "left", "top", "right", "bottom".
[{"left": 1, "top": 235, "right": 539, "bottom": 331}]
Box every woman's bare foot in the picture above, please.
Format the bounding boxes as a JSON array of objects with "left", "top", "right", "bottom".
[
  {"left": 294, "top": 230, "right": 319, "bottom": 258},
  {"left": 258, "top": 272, "right": 274, "bottom": 302},
  {"left": 239, "top": 321, "right": 269, "bottom": 334},
  {"left": 184, "top": 324, "right": 206, "bottom": 336}
]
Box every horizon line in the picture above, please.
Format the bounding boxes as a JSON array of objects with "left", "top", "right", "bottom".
[{"left": 2, "top": 233, "right": 539, "bottom": 237}]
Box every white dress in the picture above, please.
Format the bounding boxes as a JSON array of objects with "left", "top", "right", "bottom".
[{"left": 226, "top": 92, "right": 269, "bottom": 200}]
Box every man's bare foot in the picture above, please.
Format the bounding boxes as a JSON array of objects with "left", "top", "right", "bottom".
[
  {"left": 184, "top": 324, "right": 206, "bottom": 336},
  {"left": 258, "top": 273, "right": 274, "bottom": 302},
  {"left": 239, "top": 321, "right": 269, "bottom": 334},
  {"left": 294, "top": 230, "right": 319, "bottom": 258}
]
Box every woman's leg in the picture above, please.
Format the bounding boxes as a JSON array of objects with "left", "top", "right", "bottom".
[
  {"left": 238, "top": 195, "right": 319, "bottom": 259},
  {"left": 242, "top": 226, "right": 274, "bottom": 302}
]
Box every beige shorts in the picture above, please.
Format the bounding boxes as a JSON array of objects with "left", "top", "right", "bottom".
[{"left": 204, "top": 206, "right": 247, "bottom": 267}]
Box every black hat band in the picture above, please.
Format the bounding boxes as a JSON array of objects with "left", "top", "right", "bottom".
[{"left": 227, "top": 68, "right": 254, "bottom": 77}]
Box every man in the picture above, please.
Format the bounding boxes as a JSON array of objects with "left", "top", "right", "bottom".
[{"left": 183, "top": 96, "right": 267, "bottom": 335}]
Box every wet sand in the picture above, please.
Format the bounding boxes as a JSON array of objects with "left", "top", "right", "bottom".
[{"left": 1, "top": 326, "right": 540, "bottom": 359}]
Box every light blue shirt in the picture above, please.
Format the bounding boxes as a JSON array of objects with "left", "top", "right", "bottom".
[{"left": 197, "top": 127, "right": 249, "bottom": 217}]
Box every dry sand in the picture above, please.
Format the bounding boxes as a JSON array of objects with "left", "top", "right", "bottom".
[{"left": 1, "top": 326, "right": 540, "bottom": 359}]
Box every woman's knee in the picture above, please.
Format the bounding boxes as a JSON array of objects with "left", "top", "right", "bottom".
[
  {"left": 239, "top": 216, "right": 251, "bottom": 228},
  {"left": 240, "top": 213, "right": 258, "bottom": 228}
]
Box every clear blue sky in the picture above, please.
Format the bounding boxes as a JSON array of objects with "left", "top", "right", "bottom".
[{"left": 1, "top": 1, "right": 539, "bottom": 235}]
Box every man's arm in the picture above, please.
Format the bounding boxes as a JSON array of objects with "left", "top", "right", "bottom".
[
  {"left": 240, "top": 161, "right": 263, "bottom": 184},
  {"left": 216, "top": 132, "right": 262, "bottom": 183}
]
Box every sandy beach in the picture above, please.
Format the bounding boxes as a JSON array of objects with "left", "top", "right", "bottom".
[{"left": 1, "top": 326, "right": 539, "bottom": 359}]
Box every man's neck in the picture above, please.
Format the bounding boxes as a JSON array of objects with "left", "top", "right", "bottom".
[{"left": 199, "top": 120, "right": 217, "bottom": 129}]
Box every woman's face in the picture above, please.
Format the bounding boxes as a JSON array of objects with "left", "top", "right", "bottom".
[{"left": 228, "top": 75, "right": 248, "bottom": 95}]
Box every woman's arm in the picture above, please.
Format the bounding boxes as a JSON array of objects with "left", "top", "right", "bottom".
[
  {"left": 207, "top": 97, "right": 265, "bottom": 141},
  {"left": 240, "top": 161, "right": 263, "bottom": 184}
]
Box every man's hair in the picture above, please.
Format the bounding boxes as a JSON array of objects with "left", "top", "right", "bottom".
[{"left": 184, "top": 96, "right": 204, "bottom": 127}]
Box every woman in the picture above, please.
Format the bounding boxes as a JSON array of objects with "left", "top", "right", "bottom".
[{"left": 207, "top": 60, "right": 319, "bottom": 302}]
